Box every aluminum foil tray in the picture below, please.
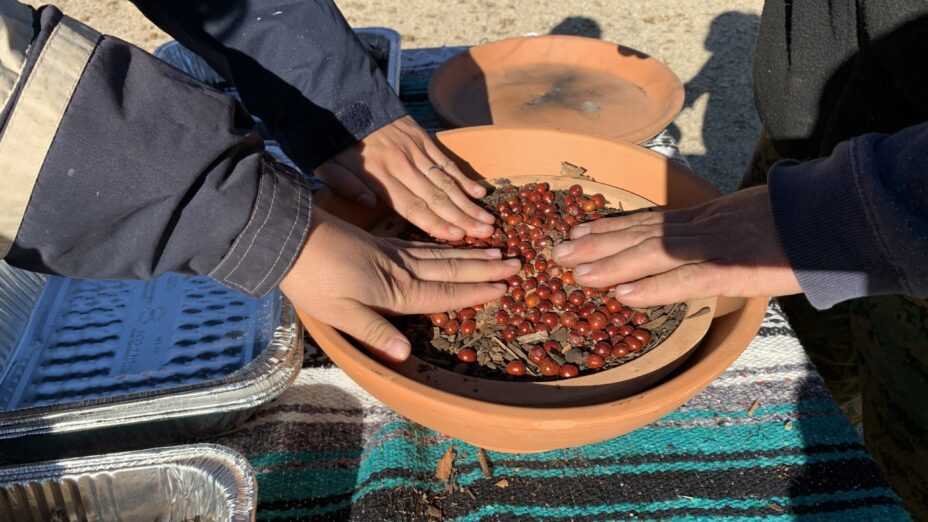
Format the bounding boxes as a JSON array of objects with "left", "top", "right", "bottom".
[
  {"left": 0, "top": 261, "right": 302, "bottom": 462},
  {"left": 0, "top": 444, "right": 256, "bottom": 521}
]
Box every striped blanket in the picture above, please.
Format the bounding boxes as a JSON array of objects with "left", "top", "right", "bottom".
[{"left": 155, "top": 43, "right": 909, "bottom": 521}]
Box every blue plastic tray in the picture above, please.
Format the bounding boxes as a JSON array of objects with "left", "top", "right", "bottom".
[{"left": 0, "top": 274, "right": 279, "bottom": 410}]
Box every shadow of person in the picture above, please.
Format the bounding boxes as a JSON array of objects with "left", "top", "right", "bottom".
[
  {"left": 215, "top": 382, "right": 366, "bottom": 521},
  {"left": 550, "top": 16, "right": 603, "bottom": 39},
  {"left": 678, "top": 11, "right": 761, "bottom": 193}
]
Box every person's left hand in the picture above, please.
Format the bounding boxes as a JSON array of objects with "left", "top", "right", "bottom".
[
  {"left": 314, "top": 115, "right": 496, "bottom": 241},
  {"left": 551, "top": 186, "right": 803, "bottom": 307}
]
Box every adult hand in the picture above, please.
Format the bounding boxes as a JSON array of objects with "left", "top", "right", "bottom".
[
  {"left": 551, "top": 186, "right": 802, "bottom": 307},
  {"left": 314, "top": 115, "right": 495, "bottom": 241},
  {"left": 280, "top": 209, "right": 520, "bottom": 362}
]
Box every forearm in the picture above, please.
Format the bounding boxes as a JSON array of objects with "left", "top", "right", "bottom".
[
  {"left": 128, "top": 0, "right": 407, "bottom": 170},
  {"left": 1, "top": 5, "right": 310, "bottom": 297},
  {"left": 769, "top": 121, "right": 928, "bottom": 308}
]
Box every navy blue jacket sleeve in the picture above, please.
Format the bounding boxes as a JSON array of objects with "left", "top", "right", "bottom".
[
  {"left": 127, "top": 0, "right": 408, "bottom": 171},
  {"left": 769, "top": 121, "right": 928, "bottom": 309}
]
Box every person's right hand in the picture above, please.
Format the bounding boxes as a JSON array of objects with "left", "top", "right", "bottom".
[{"left": 280, "top": 209, "right": 520, "bottom": 362}]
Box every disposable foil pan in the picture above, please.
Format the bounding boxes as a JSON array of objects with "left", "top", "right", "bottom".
[
  {"left": 0, "top": 261, "right": 302, "bottom": 462},
  {"left": 154, "top": 27, "right": 402, "bottom": 93},
  {"left": 0, "top": 444, "right": 256, "bottom": 521}
]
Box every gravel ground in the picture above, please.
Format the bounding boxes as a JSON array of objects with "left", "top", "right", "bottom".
[{"left": 34, "top": 0, "right": 764, "bottom": 192}]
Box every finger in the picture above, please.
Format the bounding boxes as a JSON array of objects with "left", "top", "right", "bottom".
[
  {"left": 314, "top": 160, "right": 377, "bottom": 208},
  {"left": 570, "top": 206, "right": 696, "bottom": 239},
  {"left": 400, "top": 281, "right": 508, "bottom": 314},
  {"left": 571, "top": 236, "right": 708, "bottom": 289},
  {"left": 612, "top": 263, "right": 722, "bottom": 308},
  {"left": 423, "top": 166, "right": 496, "bottom": 225},
  {"left": 399, "top": 246, "right": 504, "bottom": 260},
  {"left": 421, "top": 139, "right": 488, "bottom": 200},
  {"left": 405, "top": 257, "right": 522, "bottom": 283},
  {"left": 398, "top": 159, "right": 495, "bottom": 238},
  {"left": 554, "top": 224, "right": 690, "bottom": 267},
  {"left": 333, "top": 303, "right": 412, "bottom": 362}
]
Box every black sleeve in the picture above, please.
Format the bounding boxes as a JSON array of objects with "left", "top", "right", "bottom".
[
  {"left": 127, "top": 0, "right": 408, "bottom": 171},
  {"left": 4, "top": 6, "right": 311, "bottom": 298}
]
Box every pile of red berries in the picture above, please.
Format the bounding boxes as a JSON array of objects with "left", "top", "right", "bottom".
[{"left": 424, "top": 182, "right": 657, "bottom": 380}]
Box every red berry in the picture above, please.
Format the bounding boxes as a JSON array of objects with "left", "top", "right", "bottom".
[
  {"left": 591, "top": 331, "right": 609, "bottom": 343},
  {"left": 560, "top": 311, "right": 579, "bottom": 328},
  {"left": 612, "top": 343, "right": 630, "bottom": 358},
  {"left": 458, "top": 307, "right": 476, "bottom": 320},
  {"left": 568, "top": 184, "right": 583, "bottom": 197},
  {"left": 568, "top": 291, "right": 586, "bottom": 307},
  {"left": 591, "top": 194, "right": 606, "bottom": 209},
  {"left": 511, "top": 287, "right": 526, "bottom": 301},
  {"left": 630, "top": 329, "right": 651, "bottom": 345},
  {"left": 583, "top": 287, "right": 598, "bottom": 298},
  {"left": 518, "top": 321, "right": 533, "bottom": 336},
  {"left": 525, "top": 293, "right": 541, "bottom": 309},
  {"left": 457, "top": 348, "right": 477, "bottom": 362},
  {"left": 502, "top": 326, "right": 517, "bottom": 342},
  {"left": 444, "top": 319, "right": 460, "bottom": 335},
  {"left": 540, "top": 358, "right": 560, "bottom": 377},
  {"left": 606, "top": 298, "right": 623, "bottom": 313},
  {"left": 578, "top": 303, "right": 596, "bottom": 319},
  {"left": 618, "top": 324, "right": 635, "bottom": 337},
  {"left": 594, "top": 341, "right": 612, "bottom": 357},
  {"left": 537, "top": 300, "right": 553, "bottom": 313},
  {"left": 542, "top": 312, "right": 560, "bottom": 329},
  {"left": 460, "top": 319, "right": 476, "bottom": 335},
  {"left": 506, "top": 360, "right": 527, "bottom": 376},
  {"left": 586, "top": 353, "right": 605, "bottom": 369},
  {"left": 551, "top": 290, "right": 567, "bottom": 307},
  {"left": 544, "top": 340, "right": 561, "bottom": 352},
  {"left": 496, "top": 311, "right": 510, "bottom": 325},
  {"left": 568, "top": 329, "right": 586, "bottom": 347},
  {"left": 581, "top": 199, "right": 597, "bottom": 212},
  {"left": 610, "top": 313, "right": 629, "bottom": 326},
  {"left": 549, "top": 277, "right": 564, "bottom": 291},
  {"left": 624, "top": 336, "right": 643, "bottom": 352},
  {"left": 589, "top": 312, "right": 608, "bottom": 331},
  {"left": 632, "top": 312, "right": 649, "bottom": 326},
  {"left": 430, "top": 313, "right": 449, "bottom": 327},
  {"left": 528, "top": 346, "right": 546, "bottom": 363},
  {"left": 526, "top": 308, "right": 542, "bottom": 324},
  {"left": 563, "top": 272, "right": 576, "bottom": 286},
  {"left": 559, "top": 364, "right": 579, "bottom": 378},
  {"left": 506, "top": 276, "right": 523, "bottom": 288},
  {"left": 576, "top": 321, "right": 592, "bottom": 335}
]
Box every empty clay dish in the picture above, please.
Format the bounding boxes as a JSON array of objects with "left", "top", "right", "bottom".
[
  {"left": 370, "top": 175, "right": 716, "bottom": 407},
  {"left": 305, "top": 127, "right": 768, "bottom": 453},
  {"left": 428, "top": 35, "right": 684, "bottom": 144}
]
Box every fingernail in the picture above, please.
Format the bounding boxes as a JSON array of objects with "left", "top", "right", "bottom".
[
  {"left": 571, "top": 224, "right": 590, "bottom": 239},
  {"left": 448, "top": 225, "right": 465, "bottom": 238},
  {"left": 503, "top": 259, "right": 522, "bottom": 267},
  {"left": 553, "top": 242, "right": 574, "bottom": 259},
  {"left": 574, "top": 263, "right": 592, "bottom": 277},
  {"left": 476, "top": 222, "right": 494, "bottom": 235},
  {"left": 472, "top": 184, "right": 487, "bottom": 197},
  {"left": 492, "top": 283, "right": 508, "bottom": 291},
  {"left": 478, "top": 210, "right": 496, "bottom": 224},
  {"left": 355, "top": 193, "right": 377, "bottom": 208},
  {"left": 384, "top": 337, "right": 411, "bottom": 361},
  {"left": 484, "top": 248, "right": 502, "bottom": 259},
  {"left": 616, "top": 284, "right": 635, "bottom": 296}
]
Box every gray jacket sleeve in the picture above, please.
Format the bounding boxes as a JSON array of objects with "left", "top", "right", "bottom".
[
  {"left": 1, "top": 4, "right": 310, "bottom": 297},
  {"left": 768, "top": 121, "right": 928, "bottom": 309}
]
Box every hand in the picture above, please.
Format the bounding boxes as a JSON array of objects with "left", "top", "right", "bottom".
[
  {"left": 314, "top": 115, "right": 496, "bottom": 241},
  {"left": 280, "top": 209, "right": 520, "bottom": 362},
  {"left": 551, "top": 186, "right": 802, "bottom": 307}
]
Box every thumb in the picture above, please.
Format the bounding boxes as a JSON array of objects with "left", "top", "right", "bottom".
[
  {"left": 333, "top": 302, "right": 411, "bottom": 363},
  {"left": 314, "top": 159, "right": 378, "bottom": 208}
]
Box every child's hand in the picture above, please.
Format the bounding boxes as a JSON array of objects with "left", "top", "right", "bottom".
[
  {"left": 551, "top": 186, "right": 802, "bottom": 306},
  {"left": 280, "top": 209, "right": 520, "bottom": 362}
]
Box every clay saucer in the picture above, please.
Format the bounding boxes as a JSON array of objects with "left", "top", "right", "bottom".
[
  {"left": 305, "top": 127, "right": 768, "bottom": 453},
  {"left": 370, "top": 175, "right": 716, "bottom": 407},
  {"left": 428, "top": 35, "right": 684, "bottom": 144}
]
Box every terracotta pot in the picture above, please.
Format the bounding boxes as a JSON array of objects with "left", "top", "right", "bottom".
[
  {"left": 428, "top": 35, "right": 684, "bottom": 144},
  {"left": 304, "top": 127, "right": 768, "bottom": 453}
]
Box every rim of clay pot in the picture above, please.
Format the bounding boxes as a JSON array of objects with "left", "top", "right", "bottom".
[
  {"left": 428, "top": 35, "right": 685, "bottom": 144},
  {"left": 304, "top": 126, "right": 767, "bottom": 452}
]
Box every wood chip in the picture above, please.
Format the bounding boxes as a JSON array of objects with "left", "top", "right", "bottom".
[
  {"left": 465, "top": 488, "right": 477, "bottom": 500},
  {"left": 560, "top": 161, "right": 589, "bottom": 179},
  {"left": 427, "top": 505, "right": 443, "bottom": 519},
  {"left": 640, "top": 315, "right": 669, "bottom": 330},
  {"left": 516, "top": 330, "right": 549, "bottom": 344},
  {"left": 768, "top": 502, "right": 784, "bottom": 513},
  {"left": 686, "top": 306, "right": 712, "bottom": 319},
  {"left": 495, "top": 478, "right": 510, "bottom": 488},
  {"left": 435, "top": 446, "right": 456, "bottom": 482},
  {"left": 477, "top": 448, "right": 492, "bottom": 478},
  {"left": 747, "top": 399, "right": 760, "bottom": 417}
]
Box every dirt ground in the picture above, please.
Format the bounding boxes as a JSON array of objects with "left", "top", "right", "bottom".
[{"left": 33, "top": 0, "right": 765, "bottom": 192}]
